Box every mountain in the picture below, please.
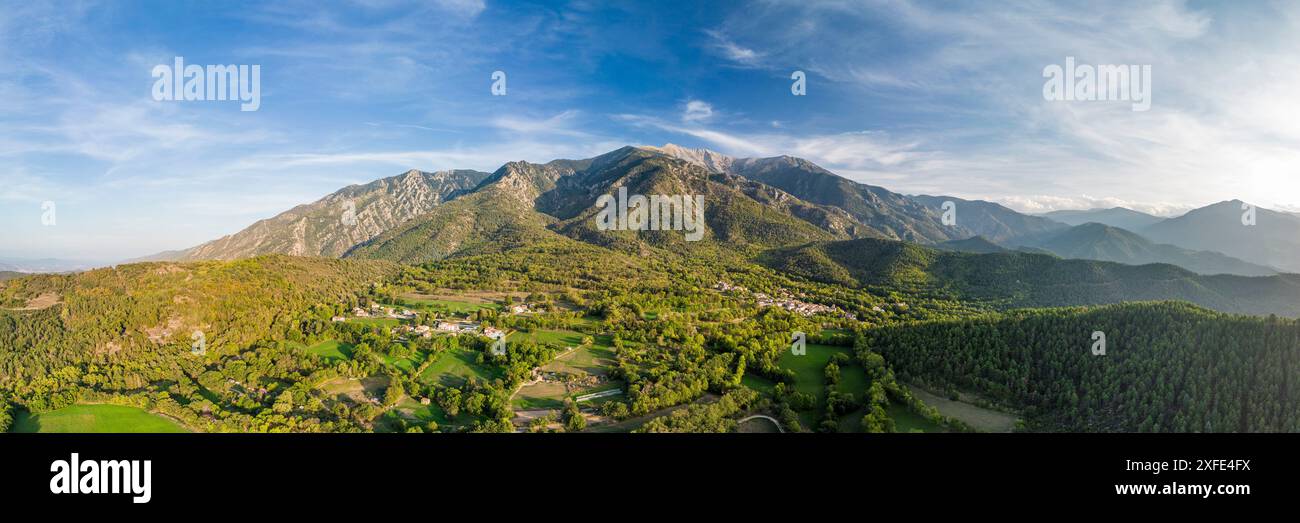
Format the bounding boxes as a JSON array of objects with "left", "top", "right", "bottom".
[
  {"left": 911, "top": 195, "right": 1067, "bottom": 243},
  {"left": 721, "top": 155, "right": 961, "bottom": 244},
  {"left": 0, "top": 255, "right": 398, "bottom": 368},
  {"left": 642, "top": 143, "right": 735, "bottom": 172},
  {"left": 1140, "top": 200, "right": 1300, "bottom": 273},
  {"left": 151, "top": 168, "right": 492, "bottom": 261},
  {"left": 0, "top": 271, "right": 24, "bottom": 281},
  {"left": 1020, "top": 222, "right": 1276, "bottom": 277},
  {"left": 936, "top": 236, "right": 1007, "bottom": 254},
  {"left": 348, "top": 147, "right": 855, "bottom": 263},
  {"left": 649, "top": 145, "right": 1064, "bottom": 245},
  {"left": 1042, "top": 207, "right": 1164, "bottom": 230},
  {"left": 760, "top": 236, "right": 1300, "bottom": 317}
]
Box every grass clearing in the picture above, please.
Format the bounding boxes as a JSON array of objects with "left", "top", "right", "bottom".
[
  {"left": 907, "top": 385, "right": 1017, "bottom": 433},
  {"left": 12, "top": 404, "right": 187, "bottom": 433},
  {"left": 886, "top": 402, "right": 944, "bottom": 433},
  {"left": 347, "top": 317, "right": 401, "bottom": 328},
  {"left": 421, "top": 347, "right": 502, "bottom": 386},
  {"left": 300, "top": 339, "right": 353, "bottom": 361}
]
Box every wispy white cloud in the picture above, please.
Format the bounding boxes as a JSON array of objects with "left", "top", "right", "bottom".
[
  {"left": 681, "top": 100, "right": 714, "bottom": 123},
  {"left": 705, "top": 29, "right": 763, "bottom": 66}
]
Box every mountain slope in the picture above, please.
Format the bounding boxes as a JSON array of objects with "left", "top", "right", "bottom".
[
  {"left": 157, "top": 169, "right": 491, "bottom": 261},
  {"left": 1022, "top": 223, "right": 1276, "bottom": 276},
  {"left": 1043, "top": 207, "right": 1164, "bottom": 230},
  {"left": 936, "top": 236, "right": 1007, "bottom": 254},
  {"left": 650, "top": 145, "right": 1064, "bottom": 245},
  {"left": 760, "top": 237, "right": 1300, "bottom": 316},
  {"left": 867, "top": 302, "right": 1300, "bottom": 432},
  {"left": 0, "top": 256, "right": 399, "bottom": 384},
  {"left": 1140, "top": 200, "right": 1300, "bottom": 273},
  {"left": 720, "top": 155, "right": 963, "bottom": 243},
  {"left": 344, "top": 159, "right": 582, "bottom": 263},
  {"left": 350, "top": 147, "right": 857, "bottom": 263},
  {"left": 911, "top": 195, "right": 1067, "bottom": 243}
]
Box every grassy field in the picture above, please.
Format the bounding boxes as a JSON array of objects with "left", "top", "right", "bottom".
[
  {"left": 506, "top": 329, "right": 617, "bottom": 409},
  {"left": 12, "top": 404, "right": 188, "bottom": 433},
  {"left": 512, "top": 382, "right": 568, "bottom": 410},
  {"left": 301, "top": 339, "right": 353, "bottom": 361},
  {"left": 778, "top": 343, "right": 854, "bottom": 398},
  {"left": 347, "top": 317, "right": 401, "bottom": 328},
  {"left": 381, "top": 351, "right": 427, "bottom": 373},
  {"left": 396, "top": 294, "right": 501, "bottom": 315},
  {"left": 886, "top": 403, "right": 944, "bottom": 433},
  {"left": 775, "top": 343, "right": 869, "bottom": 430},
  {"left": 391, "top": 396, "right": 457, "bottom": 427},
  {"left": 420, "top": 347, "right": 501, "bottom": 386},
  {"left": 509, "top": 328, "right": 587, "bottom": 347},
  {"left": 907, "top": 385, "right": 1017, "bottom": 433}
]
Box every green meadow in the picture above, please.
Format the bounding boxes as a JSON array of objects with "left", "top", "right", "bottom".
[
  {"left": 776, "top": 343, "right": 869, "bottom": 429},
  {"left": 12, "top": 404, "right": 188, "bottom": 433},
  {"left": 420, "top": 347, "right": 502, "bottom": 386},
  {"left": 300, "top": 339, "right": 353, "bottom": 361}
]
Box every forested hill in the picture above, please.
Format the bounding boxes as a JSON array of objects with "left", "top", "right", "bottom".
[
  {"left": 760, "top": 237, "right": 1300, "bottom": 317},
  {"left": 860, "top": 302, "right": 1300, "bottom": 432},
  {"left": 0, "top": 256, "right": 398, "bottom": 388}
]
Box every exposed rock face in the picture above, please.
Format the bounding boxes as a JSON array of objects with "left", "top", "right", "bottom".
[{"left": 166, "top": 169, "right": 491, "bottom": 260}]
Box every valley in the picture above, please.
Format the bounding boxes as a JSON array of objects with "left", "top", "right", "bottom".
[{"left": 3, "top": 145, "right": 1298, "bottom": 434}]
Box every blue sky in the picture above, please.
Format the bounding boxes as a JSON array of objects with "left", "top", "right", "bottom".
[{"left": 3, "top": 0, "right": 1299, "bottom": 261}]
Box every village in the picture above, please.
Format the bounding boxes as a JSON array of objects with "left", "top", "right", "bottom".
[{"left": 714, "top": 281, "right": 858, "bottom": 320}]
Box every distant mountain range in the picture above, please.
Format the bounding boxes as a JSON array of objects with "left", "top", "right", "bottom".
[
  {"left": 1011, "top": 223, "right": 1277, "bottom": 277},
  {"left": 760, "top": 237, "right": 1300, "bottom": 317},
  {"left": 0, "top": 257, "right": 107, "bottom": 274},
  {"left": 1042, "top": 207, "right": 1164, "bottom": 231},
  {"left": 134, "top": 144, "right": 1298, "bottom": 282},
  {"left": 1140, "top": 200, "right": 1300, "bottom": 274}
]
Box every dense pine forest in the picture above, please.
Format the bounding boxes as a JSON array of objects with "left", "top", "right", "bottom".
[{"left": 863, "top": 302, "right": 1300, "bottom": 432}]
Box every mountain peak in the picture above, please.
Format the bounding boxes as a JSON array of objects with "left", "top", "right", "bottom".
[{"left": 641, "top": 143, "right": 735, "bottom": 172}]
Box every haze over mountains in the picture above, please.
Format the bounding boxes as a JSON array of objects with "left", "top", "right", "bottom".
[
  {"left": 1042, "top": 207, "right": 1164, "bottom": 231},
  {"left": 139, "top": 144, "right": 1295, "bottom": 284}
]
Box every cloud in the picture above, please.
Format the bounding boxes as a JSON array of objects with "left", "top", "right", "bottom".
[
  {"left": 988, "top": 195, "right": 1196, "bottom": 217},
  {"left": 681, "top": 100, "right": 714, "bottom": 123},
  {"left": 705, "top": 29, "right": 762, "bottom": 66}
]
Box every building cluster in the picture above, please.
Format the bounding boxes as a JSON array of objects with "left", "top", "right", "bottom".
[{"left": 716, "top": 281, "right": 856, "bottom": 320}]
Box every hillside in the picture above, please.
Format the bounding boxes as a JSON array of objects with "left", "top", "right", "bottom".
[
  {"left": 864, "top": 302, "right": 1300, "bottom": 431},
  {"left": 0, "top": 256, "right": 399, "bottom": 386},
  {"left": 1020, "top": 222, "right": 1276, "bottom": 276},
  {"left": 936, "top": 236, "right": 1007, "bottom": 254},
  {"left": 760, "top": 237, "right": 1300, "bottom": 316},
  {"left": 350, "top": 147, "right": 854, "bottom": 263},
  {"left": 1141, "top": 200, "right": 1300, "bottom": 273},
  {"left": 1042, "top": 207, "right": 1164, "bottom": 230},
  {"left": 911, "top": 195, "right": 1066, "bottom": 243},
  {"left": 151, "top": 169, "right": 491, "bottom": 261}
]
